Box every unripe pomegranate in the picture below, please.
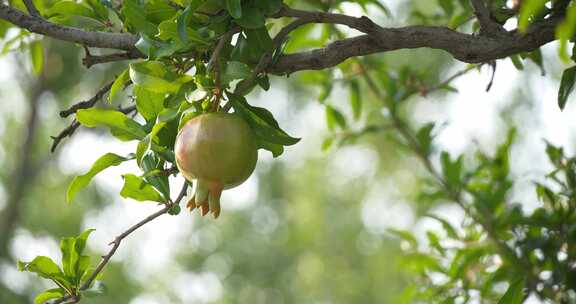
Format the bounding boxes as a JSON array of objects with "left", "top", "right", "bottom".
[{"left": 175, "top": 113, "right": 258, "bottom": 218}]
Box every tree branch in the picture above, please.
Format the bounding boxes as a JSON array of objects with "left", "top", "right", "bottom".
[
  {"left": 60, "top": 81, "right": 114, "bottom": 118},
  {"left": 469, "top": 0, "right": 505, "bottom": 35},
  {"left": 0, "top": 3, "right": 138, "bottom": 50},
  {"left": 48, "top": 183, "right": 189, "bottom": 304},
  {"left": 22, "top": 0, "right": 40, "bottom": 17},
  {"left": 276, "top": 4, "right": 383, "bottom": 35},
  {"left": 82, "top": 50, "right": 143, "bottom": 68},
  {"left": 0, "top": 3, "right": 562, "bottom": 76},
  {"left": 269, "top": 16, "right": 559, "bottom": 74},
  {"left": 51, "top": 105, "right": 136, "bottom": 152}
]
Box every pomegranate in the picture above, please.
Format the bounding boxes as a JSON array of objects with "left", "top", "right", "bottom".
[{"left": 174, "top": 113, "right": 258, "bottom": 218}]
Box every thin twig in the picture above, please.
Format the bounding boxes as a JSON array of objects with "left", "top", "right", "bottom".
[
  {"left": 82, "top": 50, "right": 143, "bottom": 68},
  {"left": 469, "top": 0, "right": 506, "bottom": 35},
  {"left": 60, "top": 81, "right": 114, "bottom": 118},
  {"left": 51, "top": 105, "right": 136, "bottom": 152},
  {"left": 208, "top": 29, "right": 237, "bottom": 112},
  {"left": 22, "top": 0, "right": 40, "bottom": 17},
  {"left": 275, "top": 4, "right": 383, "bottom": 35},
  {"left": 49, "top": 183, "right": 189, "bottom": 304}
]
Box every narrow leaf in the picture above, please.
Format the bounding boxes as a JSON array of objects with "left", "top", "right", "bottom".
[
  {"left": 558, "top": 66, "right": 576, "bottom": 110},
  {"left": 498, "top": 278, "right": 525, "bottom": 304},
  {"left": 108, "top": 69, "right": 130, "bottom": 104}
]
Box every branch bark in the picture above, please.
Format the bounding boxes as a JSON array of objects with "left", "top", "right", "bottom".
[
  {"left": 269, "top": 17, "right": 558, "bottom": 74},
  {"left": 469, "top": 0, "right": 505, "bottom": 35},
  {"left": 0, "top": 3, "right": 138, "bottom": 50},
  {"left": 0, "top": 3, "right": 562, "bottom": 75}
]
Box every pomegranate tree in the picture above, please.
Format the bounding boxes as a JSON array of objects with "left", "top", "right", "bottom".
[{"left": 174, "top": 113, "right": 258, "bottom": 218}]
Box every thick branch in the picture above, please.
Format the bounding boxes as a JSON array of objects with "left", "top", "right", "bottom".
[
  {"left": 269, "top": 18, "right": 559, "bottom": 75},
  {"left": 0, "top": 2, "right": 562, "bottom": 76},
  {"left": 0, "top": 3, "right": 138, "bottom": 50}
]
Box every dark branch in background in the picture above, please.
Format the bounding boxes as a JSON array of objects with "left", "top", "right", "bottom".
[
  {"left": 0, "top": 3, "right": 138, "bottom": 50},
  {"left": 50, "top": 105, "right": 136, "bottom": 152},
  {"left": 22, "top": 0, "right": 40, "bottom": 17},
  {"left": 48, "top": 183, "right": 189, "bottom": 304},
  {"left": 0, "top": 3, "right": 564, "bottom": 74},
  {"left": 469, "top": 0, "right": 506, "bottom": 35},
  {"left": 356, "top": 58, "right": 540, "bottom": 296},
  {"left": 276, "top": 5, "right": 383, "bottom": 35},
  {"left": 60, "top": 81, "right": 114, "bottom": 118}
]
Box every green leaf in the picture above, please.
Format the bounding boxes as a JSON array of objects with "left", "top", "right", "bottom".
[
  {"left": 437, "top": 0, "right": 454, "bottom": 17},
  {"left": 349, "top": 80, "right": 361, "bottom": 120},
  {"left": 18, "top": 256, "right": 72, "bottom": 292},
  {"left": 120, "top": 174, "right": 166, "bottom": 203},
  {"left": 256, "top": 75, "right": 270, "bottom": 91},
  {"left": 229, "top": 94, "right": 301, "bottom": 146},
  {"left": 82, "top": 280, "right": 107, "bottom": 297},
  {"left": 510, "top": 55, "right": 524, "bottom": 70},
  {"left": 257, "top": 139, "right": 284, "bottom": 157},
  {"left": 142, "top": 154, "right": 170, "bottom": 199},
  {"left": 558, "top": 66, "right": 576, "bottom": 111},
  {"left": 321, "top": 137, "right": 334, "bottom": 151},
  {"left": 18, "top": 256, "right": 63, "bottom": 278},
  {"left": 83, "top": 0, "right": 109, "bottom": 21},
  {"left": 34, "top": 288, "right": 65, "bottom": 304},
  {"left": 426, "top": 214, "right": 459, "bottom": 239},
  {"left": 60, "top": 229, "right": 94, "bottom": 284},
  {"left": 245, "top": 27, "right": 273, "bottom": 52},
  {"left": 122, "top": 0, "right": 157, "bottom": 36},
  {"left": 29, "top": 41, "right": 44, "bottom": 76},
  {"left": 108, "top": 69, "right": 130, "bottom": 104},
  {"left": 253, "top": 0, "right": 282, "bottom": 15},
  {"left": 67, "top": 153, "right": 131, "bottom": 203},
  {"left": 416, "top": 123, "right": 435, "bottom": 156},
  {"left": 157, "top": 19, "right": 211, "bottom": 46},
  {"left": 225, "top": 0, "right": 242, "bottom": 18},
  {"left": 46, "top": 1, "right": 96, "bottom": 20},
  {"left": 234, "top": 6, "right": 265, "bottom": 29},
  {"left": 518, "top": 0, "right": 547, "bottom": 31},
  {"left": 134, "top": 85, "right": 166, "bottom": 122},
  {"left": 325, "top": 105, "right": 347, "bottom": 131},
  {"left": 387, "top": 229, "right": 418, "bottom": 248},
  {"left": 441, "top": 152, "right": 463, "bottom": 188},
  {"left": 76, "top": 108, "right": 147, "bottom": 141},
  {"left": 129, "top": 61, "right": 191, "bottom": 94},
  {"left": 179, "top": 110, "right": 199, "bottom": 130},
  {"left": 497, "top": 278, "right": 525, "bottom": 304},
  {"left": 222, "top": 61, "right": 252, "bottom": 84}
]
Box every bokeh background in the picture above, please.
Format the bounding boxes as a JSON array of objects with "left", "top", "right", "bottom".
[{"left": 1, "top": 1, "right": 576, "bottom": 303}]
